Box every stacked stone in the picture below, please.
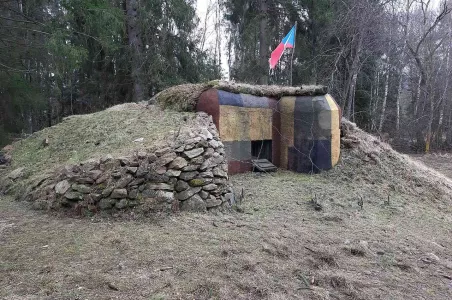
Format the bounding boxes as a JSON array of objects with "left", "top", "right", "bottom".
[{"left": 28, "top": 113, "right": 234, "bottom": 214}]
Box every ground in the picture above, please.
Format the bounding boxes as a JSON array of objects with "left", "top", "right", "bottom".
[
  {"left": 2, "top": 164, "right": 452, "bottom": 299},
  {"left": 2, "top": 113, "right": 452, "bottom": 299}
]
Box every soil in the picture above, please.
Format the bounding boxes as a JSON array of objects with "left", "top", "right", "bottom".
[{"left": 2, "top": 120, "right": 452, "bottom": 299}]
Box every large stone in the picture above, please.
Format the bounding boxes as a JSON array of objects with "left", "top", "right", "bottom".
[
  {"left": 199, "top": 190, "right": 209, "bottom": 199},
  {"left": 155, "top": 190, "right": 175, "bottom": 203},
  {"left": 116, "top": 175, "right": 133, "bottom": 188},
  {"left": 156, "top": 152, "right": 177, "bottom": 166},
  {"left": 80, "top": 159, "right": 99, "bottom": 172},
  {"left": 201, "top": 128, "right": 213, "bottom": 140},
  {"left": 72, "top": 184, "right": 91, "bottom": 194},
  {"left": 202, "top": 184, "right": 217, "bottom": 191},
  {"left": 165, "top": 169, "right": 181, "bottom": 177},
  {"left": 175, "top": 180, "right": 189, "bottom": 192},
  {"left": 155, "top": 147, "right": 171, "bottom": 157},
  {"left": 203, "top": 148, "right": 215, "bottom": 158},
  {"left": 77, "top": 177, "right": 95, "bottom": 184},
  {"left": 208, "top": 139, "right": 220, "bottom": 149},
  {"left": 64, "top": 191, "right": 83, "bottom": 201},
  {"left": 200, "top": 156, "right": 224, "bottom": 171},
  {"left": 184, "top": 148, "right": 204, "bottom": 159},
  {"left": 200, "top": 171, "right": 214, "bottom": 178},
  {"left": 102, "top": 186, "right": 114, "bottom": 197},
  {"left": 115, "top": 199, "right": 129, "bottom": 209},
  {"left": 128, "top": 189, "right": 138, "bottom": 199},
  {"left": 147, "top": 183, "right": 173, "bottom": 191},
  {"left": 179, "top": 171, "right": 199, "bottom": 181},
  {"left": 55, "top": 180, "right": 71, "bottom": 195},
  {"left": 213, "top": 168, "right": 228, "bottom": 178},
  {"left": 206, "top": 195, "right": 222, "bottom": 208},
  {"left": 111, "top": 189, "right": 127, "bottom": 199},
  {"left": 148, "top": 153, "right": 158, "bottom": 162},
  {"left": 190, "top": 156, "right": 204, "bottom": 164},
  {"left": 180, "top": 194, "right": 206, "bottom": 212},
  {"left": 176, "top": 187, "right": 202, "bottom": 200},
  {"left": 185, "top": 137, "right": 201, "bottom": 146},
  {"left": 128, "top": 178, "right": 145, "bottom": 186},
  {"left": 8, "top": 167, "right": 25, "bottom": 180},
  {"left": 88, "top": 170, "right": 103, "bottom": 180},
  {"left": 222, "top": 192, "right": 235, "bottom": 205},
  {"left": 146, "top": 172, "right": 170, "bottom": 183},
  {"left": 136, "top": 163, "right": 149, "bottom": 178},
  {"left": 182, "top": 164, "right": 199, "bottom": 172},
  {"left": 126, "top": 166, "right": 138, "bottom": 174},
  {"left": 99, "top": 198, "right": 116, "bottom": 210},
  {"left": 168, "top": 157, "right": 188, "bottom": 170},
  {"left": 142, "top": 189, "right": 157, "bottom": 198}
]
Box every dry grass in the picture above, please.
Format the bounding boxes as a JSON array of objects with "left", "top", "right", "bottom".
[
  {"left": 0, "top": 105, "right": 193, "bottom": 193},
  {"left": 152, "top": 80, "right": 327, "bottom": 112},
  {"left": 2, "top": 119, "right": 452, "bottom": 299}
]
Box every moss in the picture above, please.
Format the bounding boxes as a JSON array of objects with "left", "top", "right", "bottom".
[{"left": 189, "top": 178, "right": 206, "bottom": 187}]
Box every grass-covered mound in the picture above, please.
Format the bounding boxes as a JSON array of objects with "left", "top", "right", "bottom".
[
  {"left": 151, "top": 80, "right": 327, "bottom": 111},
  {"left": 1, "top": 104, "right": 193, "bottom": 194}
]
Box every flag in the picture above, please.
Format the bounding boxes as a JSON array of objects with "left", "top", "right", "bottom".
[{"left": 269, "top": 25, "right": 296, "bottom": 69}]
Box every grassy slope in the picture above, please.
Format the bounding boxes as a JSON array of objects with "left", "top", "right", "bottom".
[{"left": 7, "top": 104, "right": 192, "bottom": 181}]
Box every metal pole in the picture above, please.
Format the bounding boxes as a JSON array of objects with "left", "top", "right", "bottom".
[{"left": 290, "top": 21, "right": 297, "bottom": 86}]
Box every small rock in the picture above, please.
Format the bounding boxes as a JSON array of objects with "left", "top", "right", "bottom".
[
  {"left": 102, "top": 186, "right": 114, "bottom": 197},
  {"left": 112, "top": 172, "right": 122, "bottom": 179},
  {"left": 99, "top": 198, "right": 115, "bottom": 210},
  {"left": 199, "top": 190, "right": 209, "bottom": 199},
  {"left": 175, "top": 180, "right": 189, "bottom": 192},
  {"left": 115, "top": 199, "right": 129, "bottom": 209},
  {"left": 182, "top": 164, "right": 199, "bottom": 172},
  {"left": 203, "top": 148, "right": 215, "bottom": 158},
  {"left": 136, "top": 163, "right": 149, "bottom": 177},
  {"left": 212, "top": 168, "right": 228, "bottom": 178},
  {"left": 180, "top": 194, "right": 206, "bottom": 212},
  {"left": 133, "top": 137, "right": 144, "bottom": 143},
  {"left": 184, "top": 148, "right": 204, "bottom": 159},
  {"left": 176, "top": 187, "right": 202, "bottom": 200},
  {"left": 208, "top": 140, "right": 220, "bottom": 148},
  {"left": 222, "top": 192, "right": 235, "bottom": 205},
  {"left": 77, "top": 177, "right": 95, "bottom": 184},
  {"left": 111, "top": 189, "right": 127, "bottom": 199},
  {"left": 179, "top": 171, "right": 199, "bottom": 181},
  {"left": 155, "top": 147, "right": 171, "bottom": 157},
  {"left": 126, "top": 166, "right": 138, "bottom": 174},
  {"left": 147, "top": 183, "right": 173, "bottom": 191},
  {"left": 155, "top": 166, "right": 167, "bottom": 175},
  {"left": 80, "top": 159, "right": 99, "bottom": 171},
  {"left": 119, "top": 157, "right": 131, "bottom": 166},
  {"left": 165, "top": 169, "right": 181, "bottom": 177},
  {"left": 128, "top": 189, "right": 138, "bottom": 199},
  {"left": 203, "top": 184, "right": 217, "bottom": 191},
  {"left": 206, "top": 195, "right": 222, "bottom": 208},
  {"left": 146, "top": 173, "right": 170, "bottom": 183},
  {"left": 155, "top": 190, "right": 175, "bottom": 203},
  {"left": 422, "top": 253, "right": 440, "bottom": 264},
  {"left": 71, "top": 184, "right": 91, "bottom": 194},
  {"left": 64, "top": 191, "right": 83, "bottom": 201},
  {"left": 137, "top": 151, "right": 147, "bottom": 159},
  {"left": 55, "top": 180, "right": 71, "bottom": 195},
  {"left": 8, "top": 167, "right": 25, "bottom": 180},
  {"left": 91, "top": 193, "right": 102, "bottom": 202},
  {"left": 168, "top": 157, "right": 188, "bottom": 170},
  {"left": 191, "top": 156, "right": 204, "bottom": 164},
  {"left": 200, "top": 156, "right": 224, "bottom": 171},
  {"left": 175, "top": 145, "right": 185, "bottom": 152},
  {"left": 156, "top": 152, "right": 177, "bottom": 166},
  {"left": 95, "top": 174, "right": 108, "bottom": 184},
  {"left": 116, "top": 175, "right": 133, "bottom": 188},
  {"left": 201, "top": 128, "right": 213, "bottom": 140},
  {"left": 100, "top": 154, "right": 114, "bottom": 164},
  {"left": 128, "top": 178, "right": 145, "bottom": 186},
  {"left": 88, "top": 170, "right": 103, "bottom": 180},
  {"left": 148, "top": 153, "right": 158, "bottom": 162},
  {"left": 200, "top": 171, "right": 214, "bottom": 178}
]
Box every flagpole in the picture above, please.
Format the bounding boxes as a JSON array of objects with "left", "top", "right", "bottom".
[{"left": 290, "top": 21, "right": 297, "bottom": 86}]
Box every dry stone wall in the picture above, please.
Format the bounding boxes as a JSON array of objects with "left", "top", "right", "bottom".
[{"left": 25, "top": 113, "right": 234, "bottom": 214}]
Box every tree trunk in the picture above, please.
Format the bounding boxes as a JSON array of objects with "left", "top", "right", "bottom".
[
  {"left": 345, "top": 31, "right": 363, "bottom": 120},
  {"left": 378, "top": 63, "right": 390, "bottom": 132},
  {"left": 258, "top": 0, "right": 268, "bottom": 85},
  {"left": 395, "top": 71, "right": 403, "bottom": 133},
  {"left": 126, "top": 0, "right": 145, "bottom": 102}
]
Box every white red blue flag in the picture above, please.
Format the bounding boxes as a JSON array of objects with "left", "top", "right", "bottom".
[{"left": 269, "top": 25, "right": 296, "bottom": 69}]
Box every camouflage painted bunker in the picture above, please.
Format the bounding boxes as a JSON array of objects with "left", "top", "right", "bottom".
[{"left": 196, "top": 87, "right": 341, "bottom": 175}]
